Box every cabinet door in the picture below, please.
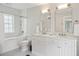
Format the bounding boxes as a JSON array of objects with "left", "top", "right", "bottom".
[
  {"left": 47, "top": 38, "right": 76, "bottom": 56},
  {"left": 47, "top": 39, "right": 60, "bottom": 56},
  {"left": 60, "top": 39, "right": 76, "bottom": 56},
  {"left": 32, "top": 37, "right": 47, "bottom": 56}
]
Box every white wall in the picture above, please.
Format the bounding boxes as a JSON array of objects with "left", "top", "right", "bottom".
[
  {"left": 0, "top": 4, "right": 24, "bottom": 54},
  {"left": 72, "top": 4, "right": 79, "bottom": 56},
  {"left": 0, "top": 13, "right": 4, "bottom": 53}
]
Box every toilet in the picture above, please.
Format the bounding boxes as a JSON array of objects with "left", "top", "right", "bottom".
[{"left": 18, "top": 39, "right": 30, "bottom": 52}]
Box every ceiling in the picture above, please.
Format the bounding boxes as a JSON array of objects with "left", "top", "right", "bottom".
[{"left": 0, "top": 3, "right": 46, "bottom": 10}]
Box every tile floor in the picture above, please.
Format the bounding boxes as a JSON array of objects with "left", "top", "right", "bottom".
[{"left": 0, "top": 48, "right": 33, "bottom": 56}]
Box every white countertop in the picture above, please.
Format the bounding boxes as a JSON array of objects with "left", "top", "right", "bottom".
[{"left": 31, "top": 34, "right": 78, "bottom": 40}]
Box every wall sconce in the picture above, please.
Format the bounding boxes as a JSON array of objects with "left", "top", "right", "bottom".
[
  {"left": 56, "top": 4, "right": 71, "bottom": 10},
  {"left": 41, "top": 8, "right": 51, "bottom": 20},
  {"left": 41, "top": 8, "right": 50, "bottom": 14}
]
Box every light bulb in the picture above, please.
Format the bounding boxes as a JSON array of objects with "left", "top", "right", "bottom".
[
  {"left": 41, "top": 9, "right": 48, "bottom": 14},
  {"left": 57, "top": 4, "right": 70, "bottom": 10}
]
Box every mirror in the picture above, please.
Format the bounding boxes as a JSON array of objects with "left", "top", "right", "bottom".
[
  {"left": 40, "top": 9, "right": 51, "bottom": 34},
  {"left": 55, "top": 4, "right": 73, "bottom": 34},
  {"left": 63, "top": 16, "right": 73, "bottom": 33}
]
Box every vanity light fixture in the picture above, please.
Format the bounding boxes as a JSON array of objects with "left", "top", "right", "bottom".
[
  {"left": 56, "top": 4, "right": 71, "bottom": 10},
  {"left": 41, "top": 8, "right": 50, "bottom": 14}
]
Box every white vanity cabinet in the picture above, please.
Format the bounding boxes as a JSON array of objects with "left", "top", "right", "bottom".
[
  {"left": 47, "top": 37, "right": 76, "bottom": 56},
  {"left": 32, "top": 36, "right": 48, "bottom": 56},
  {"left": 47, "top": 39, "right": 62, "bottom": 56},
  {"left": 32, "top": 36, "right": 77, "bottom": 56}
]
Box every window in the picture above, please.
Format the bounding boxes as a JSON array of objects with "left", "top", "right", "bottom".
[{"left": 4, "top": 14, "right": 14, "bottom": 33}]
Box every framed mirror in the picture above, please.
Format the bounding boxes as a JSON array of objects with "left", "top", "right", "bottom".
[
  {"left": 40, "top": 9, "right": 51, "bottom": 34},
  {"left": 63, "top": 16, "right": 73, "bottom": 33},
  {"left": 55, "top": 4, "right": 74, "bottom": 34}
]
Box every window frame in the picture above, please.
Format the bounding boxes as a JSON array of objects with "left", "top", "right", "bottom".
[{"left": 3, "top": 14, "right": 14, "bottom": 33}]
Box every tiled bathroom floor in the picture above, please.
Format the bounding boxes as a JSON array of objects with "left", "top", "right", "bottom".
[{"left": 0, "top": 48, "right": 33, "bottom": 56}]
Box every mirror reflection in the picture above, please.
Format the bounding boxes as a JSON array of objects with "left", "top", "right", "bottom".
[{"left": 55, "top": 4, "right": 74, "bottom": 34}]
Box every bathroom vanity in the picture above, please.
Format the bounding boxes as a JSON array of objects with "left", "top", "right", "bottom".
[{"left": 32, "top": 35, "right": 77, "bottom": 56}]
